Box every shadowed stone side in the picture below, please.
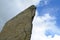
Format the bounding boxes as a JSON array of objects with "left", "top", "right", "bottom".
[{"left": 0, "top": 5, "right": 36, "bottom": 40}]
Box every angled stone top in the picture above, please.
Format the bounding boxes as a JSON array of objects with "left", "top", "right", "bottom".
[{"left": 0, "top": 5, "right": 36, "bottom": 40}]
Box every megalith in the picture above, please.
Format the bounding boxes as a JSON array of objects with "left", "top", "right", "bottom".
[{"left": 0, "top": 5, "right": 36, "bottom": 40}]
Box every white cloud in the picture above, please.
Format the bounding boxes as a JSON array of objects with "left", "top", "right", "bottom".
[
  {"left": 13, "top": 0, "right": 41, "bottom": 11},
  {"left": 31, "top": 11, "right": 60, "bottom": 40}
]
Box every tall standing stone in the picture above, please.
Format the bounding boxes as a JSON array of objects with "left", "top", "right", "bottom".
[{"left": 0, "top": 5, "right": 36, "bottom": 40}]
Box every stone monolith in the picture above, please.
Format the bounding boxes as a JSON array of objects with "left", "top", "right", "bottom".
[{"left": 0, "top": 5, "right": 36, "bottom": 40}]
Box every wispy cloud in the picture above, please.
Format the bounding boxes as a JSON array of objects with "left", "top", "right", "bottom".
[{"left": 31, "top": 10, "right": 60, "bottom": 40}]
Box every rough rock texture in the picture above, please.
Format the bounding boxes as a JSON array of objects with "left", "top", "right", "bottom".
[{"left": 0, "top": 5, "right": 36, "bottom": 40}]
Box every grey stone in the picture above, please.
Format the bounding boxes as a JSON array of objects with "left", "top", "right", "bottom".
[{"left": 0, "top": 5, "right": 36, "bottom": 40}]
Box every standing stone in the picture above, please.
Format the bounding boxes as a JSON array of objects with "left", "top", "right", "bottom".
[{"left": 0, "top": 5, "right": 36, "bottom": 40}]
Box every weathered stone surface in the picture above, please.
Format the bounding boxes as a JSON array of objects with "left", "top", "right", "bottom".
[{"left": 0, "top": 5, "right": 36, "bottom": 40}]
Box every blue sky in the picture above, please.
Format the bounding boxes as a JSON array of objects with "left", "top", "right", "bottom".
[
  {"left": 33, "top": 0, "right": 60, "bottom": 40},
  {"left": 0, "top": 0, "right": 60, "bottom": 40},
  {"left": 37, "top": 0, "right": 60, "bottom": 28}
]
